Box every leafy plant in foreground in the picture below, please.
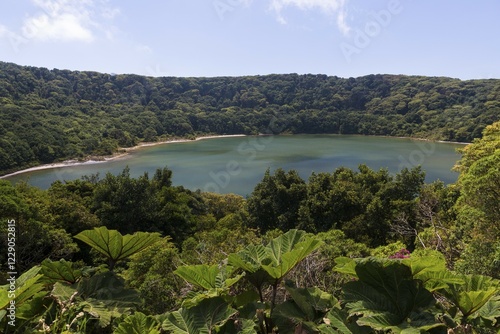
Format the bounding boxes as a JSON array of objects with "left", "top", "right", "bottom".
[
  {"left": 334, "top": 252, "right": 500, "bottom": 334},
  {"left": 163, "top": 229, "right": 323, "bottom": 333},
  {"left": 75, "top": 226, "right": 161, "bottom": 270}
]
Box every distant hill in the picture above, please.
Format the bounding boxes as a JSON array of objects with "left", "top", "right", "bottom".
[{"left": 0, "top": 61, "right": 499, "bottom": 175}]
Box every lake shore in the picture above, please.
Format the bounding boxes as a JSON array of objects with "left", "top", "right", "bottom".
[
  {"left": 0, "top": 133, "right": 468, "bottom": 180},
  {"left": 0, "top": 134, "right": 247, "bottom": 179}
]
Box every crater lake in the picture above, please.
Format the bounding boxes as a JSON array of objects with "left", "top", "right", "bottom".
[{"left": 4, "top": 135, "right": 465, "bottom": 195}]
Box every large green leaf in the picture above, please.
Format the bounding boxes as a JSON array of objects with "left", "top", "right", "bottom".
[
  {"left": 51, "top": 271, "right": 141, "bottom": 328},
  {"left": 266, "top": 229, "right": 306, "bottom": 265},
  {"left": 162, "top": 297, "right": 237, "bottom": 334},
  {"left": 75, "top": 227, "right": 160, "bottom": 268},
  {"left": 340, "top": 259, "right": 439, "bottom": 332},
  {"left": 333, "top": 257, "right": 358, "bottom": 277},
  {"left": 402, "top": 252, "right": 446, "bottom": 277},
  {"left": 415, "top": 271, "right": 465, "bottom": 292},
  {"left": 229, "top": 230, "right": 322, "bottom": 285},
  {"left": 228, "top": 244, "right": 269, "bottom": 273},
  {"left": 175, "top": 265, "right": 221, "bottom": 290},
  {"left": 228, "top": 244, "right": 271, "bottom": 289},
  {"left": 476, "top": 296, "right": 500, "bottom": 324},
  {"left": 0, "top": 290, "right": 8, "bottom": 311},
  {"left": 174, "top": 265, "right": 243, "bottom": 291},
  {"left": 236, "top": 318, "right": 259, "bottom": 334},
  {"left": 273, "top": 301, "right": 313, "bottom": 334},
  {"left": 442, "top": 274, "right": 500, "bottom": 319},
  {"left": 459, "top": 290, "right": 498, "bottom": 317},
  {"left": 15, "top": 290, "right": 49, "bottom": 322},
  {"left": 174, "top": 265, "right": 244, "bottom": 308},
  {"left": 0, "top": 266, "right": 48, "bottom": 327},
  {"left": 82, "top": 299, "right": 124, "bottom": 328},
  {"left": 78, "top": 271, "right": 140, "bottom": 309},
  {"left": 41, "top": 259, "right": 82, "bottom": 284},
  {"left": 402, "top": 253, "right": 464, "bottom": 293},
  {"left": 285, "top": 285, "right": 335, "bottom": 320},
  {"left": 51, "top": 281, "right": 78, "bottom": 303},
  {"left": 320, "top": 308, "right": 356, "bottom": 334},
  {"left": 0, "top": 267, "right": 45, "bottom": 309},
  {"left": 356, "top": 312, "right": 444, "bottom": 333},
  {"left": 262, "top": 238, "right": 322, "bottom": 280},
  {"left": 114, "top": 312, "right": 161, "bottom": 334},
  {"left": 273, "top": 286, "right": 335, "bottom": 334}
]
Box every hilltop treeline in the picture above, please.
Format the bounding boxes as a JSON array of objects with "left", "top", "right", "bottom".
[{"left": 1, "top": 61, "right": 500, "bottom": 174}]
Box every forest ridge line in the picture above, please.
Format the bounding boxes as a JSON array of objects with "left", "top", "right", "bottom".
[{"left": 0, "top": 61, "right": 499, "bottom": 175}]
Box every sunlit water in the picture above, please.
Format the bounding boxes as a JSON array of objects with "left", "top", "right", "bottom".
[{"left": 4, "top": 135, "right": 464, "bottom": 196}]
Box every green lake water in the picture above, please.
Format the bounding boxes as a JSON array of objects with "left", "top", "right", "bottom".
[{"left": 4, "top": 135, "right": 464, "bottom": 196}]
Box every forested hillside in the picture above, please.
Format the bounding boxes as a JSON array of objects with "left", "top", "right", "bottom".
[{"left": 1, "top": 61, "right": 500, "bottom": 175}]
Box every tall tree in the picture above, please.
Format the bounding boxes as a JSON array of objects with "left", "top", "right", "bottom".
[{"left": 247, "top": 168, "right": 307, "bottom": 232}]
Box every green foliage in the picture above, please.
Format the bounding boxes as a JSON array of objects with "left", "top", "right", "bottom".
[
  {"left": 0, "top": 119, "right": 499, "bottom": 332},
  {"left": 0, "top": 181, "right": 80, "bottom": 273},
  {"left": 75, "top": 226, "right": 161, "bottom": 270},
  {"left": 2, "top": 62, "right": 499, "bottom": 176},
  {"left": 125, "top": 236, "right": 182, "bottom": 314},
  {"left": 439, "top": 274, "right": 500, "bottom": 327},
  {"left": 248, "top": 165, "right": 425, "bottom": 248},
  {"left": 0, "top": 266, "right": 48, "bottom": 331},
  {"left": 171, "top": 230, "right": 322, "bottom": 334},
  {"left": 272, "top": 284, "right": 337, "bottom": 333},
  {"left": 180, "top": 213, "right": 258, "bottom": 265},
  {"left": 337, "top": 257, "right": 442, "bottom": 333},
  {"left": 2, "top": 227, "right": 500, "bottom": 333},
  {"left": 114, "top": 312, "right": 161, "bottom": 334},
  {"left": 162, "top": 297, "right": 237, "bottom": 334},
  {"left": 228, "top": 229, "right": 322, "bottom": 289},
  {"left": 454, "top": 122, "right": 500, "bottom": 174},
  {"left": 262, "top": 231, "right": 323, "bottom": 280},
  {"left": 370, "top": 241, "right": 408, "bottom": 258},
  {"left": 41, "top": 259, "right": 83, "bottom": 284},
  {"left": 48, "top": 270, "right": 142, "bottom": 331},
  {"left": 91, "top": 167, "right": 202, "bottom": 241},
  {"left": 454, "top": 240, "right": 500, "bottom": 278},
  {"left": 174, "top": 265, "right": 242, "bottom": 291},
  {"left": 247, "top": 168, "right": 307, "bottom": 232},
  {"left": 334, "top": 253, "right": 500, "bottom": 333},
  {"left": 453, "top": 121, "right": 500, "bottom": 278}
]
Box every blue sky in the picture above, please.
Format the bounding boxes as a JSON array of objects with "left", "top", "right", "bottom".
[{"left": 0, "top": 0, "right": 499, "bottom": 79}]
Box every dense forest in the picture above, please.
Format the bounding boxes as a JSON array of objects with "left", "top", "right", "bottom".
[
  {"left": 1, "top": 121, "right": 499, "bottom": 333},
  {"left": 1, "top": 61, "right": 500, "bottom": 175}
]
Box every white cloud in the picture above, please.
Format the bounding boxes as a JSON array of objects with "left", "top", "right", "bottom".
[
  {"left": 21, "top": 0, "right": 120, "bottom": 43},
  {"left": 23, "top": 12, "right": 94, "bottom": 42},
  {"left": 268, "top": 0, "right": 351, "bottom": 35}
]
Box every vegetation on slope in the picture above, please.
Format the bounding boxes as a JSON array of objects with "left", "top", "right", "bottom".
[{"left": 1, "top": 61, "right": 500, "bottom": 175}]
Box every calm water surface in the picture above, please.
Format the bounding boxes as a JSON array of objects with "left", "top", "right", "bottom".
[{"left": 5, "top": 135, "right": 464, "bottom": 196}]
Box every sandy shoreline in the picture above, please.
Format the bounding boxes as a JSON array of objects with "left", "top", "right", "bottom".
[
  {"left": 0, "top": 134, "right": 247, "bottom": 179},
  {"left": 0, "top": 133, "right": 467, "bottom": 179}
]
